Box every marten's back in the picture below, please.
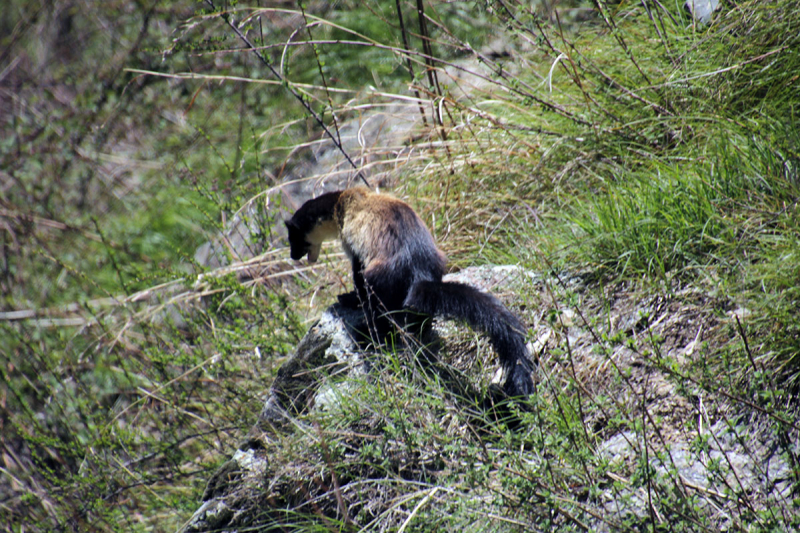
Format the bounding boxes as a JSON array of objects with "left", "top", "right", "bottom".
[{"left": 336, "top": 188, "right": 446, "bottom": 289}]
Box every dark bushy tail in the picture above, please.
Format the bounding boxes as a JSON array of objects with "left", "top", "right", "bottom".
[{"left": 404, "top": 281, "right": 535, "bottom": 397}]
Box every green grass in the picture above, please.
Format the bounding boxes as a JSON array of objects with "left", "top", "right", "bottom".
[
  {"left": 3, "top": 0, "right": 800, "bottom": 531},
  {"left": 564, "top": 124, "right": 799, "bottom": 279}
]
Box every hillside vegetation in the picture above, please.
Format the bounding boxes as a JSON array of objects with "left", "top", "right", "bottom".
[{"left": 1, "top": 0, "right": 798, "bottom": 531}]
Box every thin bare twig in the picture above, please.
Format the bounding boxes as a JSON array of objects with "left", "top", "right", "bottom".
[
  {"left": 204, "top": 0, "right": 370, "bottom": 188},
  {"left": 394, "top": 0, "right": 428, "bottom": 127}
]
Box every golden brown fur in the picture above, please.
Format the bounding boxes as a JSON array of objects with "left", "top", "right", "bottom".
[{"left": 285, "top": 188, "right": 535, "bottom": 398}]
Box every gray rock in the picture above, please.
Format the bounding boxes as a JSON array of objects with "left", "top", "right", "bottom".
[
  {"left": 182, "top": 265, "right": 799, "bottom": 531},
  {"left": 181, "top": 266, "right": 529, "bottom": 533},
  {"left": 597, "top": 420, "right": 794, "bottom": 529},
  {"left": 684, "top": 0, "right": 720, "bottom": 24}
]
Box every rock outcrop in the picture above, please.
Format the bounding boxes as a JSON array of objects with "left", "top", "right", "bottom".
[{"left": 181, "top": 266, "right": 796, "bottom": 532}]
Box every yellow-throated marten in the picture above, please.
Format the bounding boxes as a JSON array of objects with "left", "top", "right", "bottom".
[{"left": 285, "top": 188, "right": 535, "bottom": 397}]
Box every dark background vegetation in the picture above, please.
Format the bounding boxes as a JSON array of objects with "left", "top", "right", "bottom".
[{"left": 1, "top": 0, "right": 798, "bottom": 530}]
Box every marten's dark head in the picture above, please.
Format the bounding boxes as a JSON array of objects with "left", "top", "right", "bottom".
[
  {"left": 285, "top": 190, "right": 344, "bottom": 262},
  {"left": 284, "top": 218, "right": 312, "bottom": 261}
]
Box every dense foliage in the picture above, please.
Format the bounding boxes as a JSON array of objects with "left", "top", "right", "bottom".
[{"left": 1, "top": 0, "right": 798, "bottom": 531}]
